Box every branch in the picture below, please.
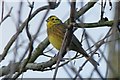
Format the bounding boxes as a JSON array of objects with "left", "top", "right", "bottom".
[
  {"left": 0, "top": 48, "right": 80, "bottom": 77},
  {"left": 0, "top": 37, "right": 49, "bottom": 77},
  {"left": 77, "top": 0, "right": 99, "bottom": 18},
  {"left": 65, "top": 0, "right": 99, "bottom": 24},
  {"left": 76, "top": 20, "right": 116, "bottom": 28}
]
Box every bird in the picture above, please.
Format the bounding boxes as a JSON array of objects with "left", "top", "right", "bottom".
[{"left": 46, "top": 15, "right": 99, "bottom": 67}]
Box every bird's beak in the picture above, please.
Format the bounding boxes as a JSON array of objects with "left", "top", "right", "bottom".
[{"left": 46, "top": 19, "right": 49, "bottom": 22}]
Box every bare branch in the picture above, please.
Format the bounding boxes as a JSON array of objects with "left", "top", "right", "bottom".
[
  {"left": 76, "top": 20, "right": 116, "bottom": 28},
  {"left": 1, "top": 0, "right": 4, "bottom": 21}
]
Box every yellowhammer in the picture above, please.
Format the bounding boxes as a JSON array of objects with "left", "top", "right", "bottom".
[{"left": 46, "top": 15, "right": 99, "bottom": 67}]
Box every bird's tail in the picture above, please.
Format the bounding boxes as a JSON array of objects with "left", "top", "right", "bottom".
[
  {"left": 71, "top": 35, "right": 99, "bottom": 67},
  {"left": 77, "top": 46, "right": 99, "bottom": 67}
]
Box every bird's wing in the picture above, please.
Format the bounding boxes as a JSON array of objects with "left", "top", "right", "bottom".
[{"left": 70, "top": 35, "right": 89, "bottom": 57}]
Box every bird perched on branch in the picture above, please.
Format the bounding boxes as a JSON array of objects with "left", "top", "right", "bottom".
[{"left": 46, "top": 15, "right": 99, "bottom": 67}]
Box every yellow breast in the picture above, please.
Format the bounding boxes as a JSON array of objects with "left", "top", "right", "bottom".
[
  {"left": 48, "top": 34, "right": 62, "bottom": 50},
  {"left": 47, "top": 26, "right": 65, "bottom": 50}
]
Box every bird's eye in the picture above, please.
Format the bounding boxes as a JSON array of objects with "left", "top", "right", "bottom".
[{"left": 51, "top": 18, "right": 54, "bottom": 20}]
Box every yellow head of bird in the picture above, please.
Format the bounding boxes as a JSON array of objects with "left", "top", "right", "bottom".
[{"left": 46, "top": 15, "right": 62, "bottom": 28}]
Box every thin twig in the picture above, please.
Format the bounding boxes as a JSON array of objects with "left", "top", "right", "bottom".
[
  {"left": 14, "top": 0, "right": 23, "bottom": 65},
  {"left": 100, "top": 0, "right": 104, "bottom": 20},
  {"left": 0, "top": 7, "right": 13, "bottom": 25},
  {"left": 1, "top": 0, "right": 4, "bottom": 21},
  {"left": 108, "top": 0, "right": 112, "bottom": 10}
]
